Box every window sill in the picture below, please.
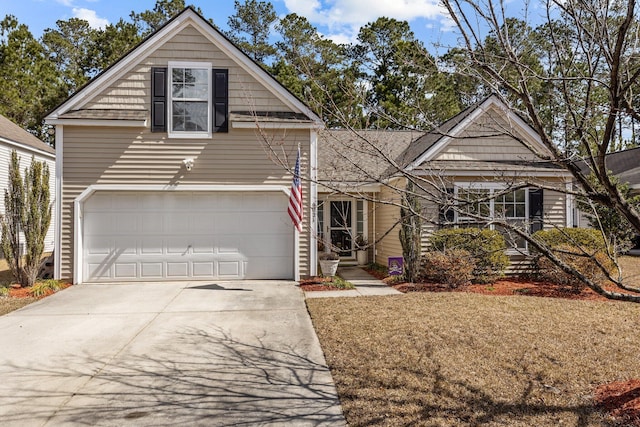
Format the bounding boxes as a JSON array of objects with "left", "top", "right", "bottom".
[{"left": 168, "top": 132, "right": 212, "bottom": 139}]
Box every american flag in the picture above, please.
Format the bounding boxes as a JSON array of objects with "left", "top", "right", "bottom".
[{"left": 288, "top": 147, "right": 303, "bottom": 232}]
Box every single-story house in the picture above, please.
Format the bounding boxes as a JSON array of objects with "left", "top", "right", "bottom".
[
  {"left": 317, "top": 95, "right": 575, "bottom": 268},
  {"left": 45, "top": 7, "right": 576, "bottom": 284},
  {"left": 0, "top": 114, "right": 56, "bottom": 254}
]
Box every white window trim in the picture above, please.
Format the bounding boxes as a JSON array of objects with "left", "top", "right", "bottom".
[
  {"left": 318, "top": 196, "right": 367, "bottom": 258},
  {"left": 453, "top": 182, "right": 529, "bottom": 252},
  {"left": 167, "top": 61, "right": 212, "bottom": 139}
]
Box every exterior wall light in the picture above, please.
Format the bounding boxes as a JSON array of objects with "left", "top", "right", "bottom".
[{"left": 183, "top": 158, "right": 194, "bottom": 171}]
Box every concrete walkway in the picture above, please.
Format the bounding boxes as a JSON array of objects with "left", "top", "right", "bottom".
[
  {"left": 0, "top": 281, "right": 345, "bottom": 426},
  {"left": 305, "top": 266, "right": 402, "bottom": 299}
]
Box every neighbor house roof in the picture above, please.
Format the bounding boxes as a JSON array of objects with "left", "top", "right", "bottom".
[
  {"left": 603, "top": 146, "right": 640, "bottom": 188},
  {"left": 0, "top": 114, "right": 55, "bottom": 157},
  {"left": 317, "top": 129, "right": 421, "bottom": 185}
]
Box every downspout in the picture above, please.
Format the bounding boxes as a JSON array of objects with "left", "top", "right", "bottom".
[{"left": 54, "top": 125, "right": 63, "bottom": 280}]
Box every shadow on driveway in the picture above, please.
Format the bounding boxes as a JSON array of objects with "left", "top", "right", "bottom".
[{"left": 2, "top": 325, "right": 343, "bottom": 426}]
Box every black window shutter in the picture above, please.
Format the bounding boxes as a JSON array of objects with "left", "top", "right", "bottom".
[
  {"left": 439, "top": 188, "right": 455, "bottom": 228},
  {"left": 212, "top": 69, "right": 229, "bottom": 133},
  {"left": 529, "top": 188, "right": 544, "bottom": 233},
  {"left": 151, "top": 67, "right": 167, "bottom": 132}
]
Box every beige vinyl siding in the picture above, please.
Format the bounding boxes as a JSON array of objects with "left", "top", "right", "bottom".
[
  {"left": 85, "top": 25, "right": 289, "bottom": 113},
  {"left": 60, "top": 126, "right": 311, "bottom": 281},
  {"left": 543, "top": 187, "right": 567, "bottom": 229},
  {"left": 434, "top": 110, "right": 542, "bottom": 162},
  {"left": 0, "top": 143, "right": 55, "bottom": 254},
  {"left": 373, "top": 180, "right": 404, "bottom": 265}
]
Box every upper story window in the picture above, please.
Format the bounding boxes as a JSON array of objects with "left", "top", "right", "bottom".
[{"left": 168, "top": 62, "right": 211, "bottom": 138}]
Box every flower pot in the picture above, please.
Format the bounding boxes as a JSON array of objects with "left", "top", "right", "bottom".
[
  {"left": 319, "top": 259, "right": 340, "bottom": 276},
  {"left": 356, "top": 250, "right": 368, "bottom": 266}
]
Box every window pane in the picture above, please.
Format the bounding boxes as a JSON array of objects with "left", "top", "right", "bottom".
[
  {"left": 515, "top": 204, "right": 525, "bottom": 217},
  {"left": 504, "top": 191, "right": 513, "bottom": 202},
  {"left": 172, "top": 101, "right": 208, "bottom": 131},
  {"left": 515, "top": 189, "right": 526, "bottom": 202},
  {"left": 330, "top": 201, "right": 351, "bottom": 228},
  {"left": 172, "top": 68, "right": 208, "bottom": 100},
  {"left": 505, "top": 205, "right": 514, "bottom": 217}
]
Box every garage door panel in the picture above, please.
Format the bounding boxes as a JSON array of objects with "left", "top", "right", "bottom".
[
  {"left": 115, "top": 216, "right": 138, "bottom": 233},
  {"left": 114, "top": 194, "right": 141, "bottom": 209},
  {"left": 114, "top": 237, "right": 137, "bottom": 255},
  {"left": 86, "top": 237, "right": 112, "bottom": 255},
  {"left": 83, "top": 191, "right": 293, "bottom": 282},
  {"left": 165, "top": 237, "right": 190, "bottom": 254},
  {"left": 141, "top": 263, "right": 163, "bottom": 278},
  {"left": 142, "top": 214, "right": 164, "bottom": 233},
  {"left": 167, "top": 262, "right": 189, "bottom": 278},
  {"left": 246, "top": 257, "right": 291, "bottom": 279},
  {"left": 141, "top": 237, "right": 163, "bottom": 255},
  {"left": 114, "top": 263, "right": 137, "bottom": 279},
  {"left": 188, "top": 213, "right": 215, "bottom": 233},
  {"left": 191, "top": 236, "right": 214, "bottom": 254},
  {"left": 192, "top": 262, "right": 214, "bottom": 277},
  {"left": 163, "top": 194, "right": 189, "bottom": 209},
  {"left": 246, "top": 235, "right": 291, "bottom": 257},
  {"left": 218, "top": 260, "right": 242, "bottom": 277},
  {"left": 165, "top": 218, "right": 190, "bottom": 234}
]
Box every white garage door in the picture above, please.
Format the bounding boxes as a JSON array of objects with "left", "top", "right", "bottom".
[{"left": 83, "top": 192, "right": 294, "bottom": 282}]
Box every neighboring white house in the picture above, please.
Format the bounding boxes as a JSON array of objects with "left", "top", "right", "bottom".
[{"left": 0, "top": 114, "right": 56, "bottom": 254}]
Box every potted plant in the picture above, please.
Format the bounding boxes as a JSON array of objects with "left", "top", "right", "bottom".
[
  {"left": 355, "top": 234, "right": 368, "bottom": 266},
  {"left": 318, "top": 251, "right": 340, "bottom": 277}
]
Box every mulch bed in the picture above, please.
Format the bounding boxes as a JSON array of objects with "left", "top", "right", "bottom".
[
  {"left": 391, "top": 277, "right": 608, "bottom": 301},
  {"left": 7, "top": 283, "right": 72, "bottom": 299},
  {"left": 594, "top": 379, "right": 640, "bottom": 426}
]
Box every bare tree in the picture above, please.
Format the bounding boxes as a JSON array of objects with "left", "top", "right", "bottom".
[
  {"left": 435, "top": 0, "right": 640, "bottom": 301},
  {"left": 249, "top": 0, "right": 640, "bottom": 301}
]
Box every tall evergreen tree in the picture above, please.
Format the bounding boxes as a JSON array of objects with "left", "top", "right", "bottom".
[
  {"left": 226, "top": 0, "right": 277, "bottom": 64},
  {"left": 0, "top": 16, "right": 63, "bottom": 137}
]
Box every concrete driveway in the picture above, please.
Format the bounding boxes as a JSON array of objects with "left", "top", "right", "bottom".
[{"left": 0, "top": 281, "right": 345, "bottom": 426}]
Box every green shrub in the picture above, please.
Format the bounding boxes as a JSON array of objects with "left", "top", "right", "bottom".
[
  {"left": 532, "top": 228, "right": 614, "bottom": 287},
  {"left": 429, "top": 228, "right": 509, "bottom": 283},
  {"left": 0, "top": 287, "right": 8, "bottom": 297},
  {"left": 29, "top": 279, "right": 63, "bottom": 297},
  {"left": 422, "top": 249, "right": 476, "bottom": 288},
  {"left": 532, "top": 228, "right": 608, "bottom": 252}
]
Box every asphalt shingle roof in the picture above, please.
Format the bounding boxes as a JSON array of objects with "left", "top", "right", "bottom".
[
  {"left": 317, "top": 129, "right": 421, "bottom": 183},
  {"left": 0, "top": 114, "right": 54, "bottom": 155}
]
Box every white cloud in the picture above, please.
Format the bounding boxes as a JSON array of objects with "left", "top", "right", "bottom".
[
  {"left": 283, "top": 0, "right": 447, "bottom": 43},
  {"left": 72, "top": 7, "right": 109, "bottom": 29},
  {"left": 56, "top": 0, "right": 74, "bottom": 6}
]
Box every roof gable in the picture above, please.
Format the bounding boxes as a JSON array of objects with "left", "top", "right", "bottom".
[
  {"left": 45, "top": 7, "right": 321, "bottom": 125},
  {"left": 398, "top": 95, "right": 551, "bottom": 171},
  {"left": 0, "top": 114, "right": 54, "bottom": 157}
]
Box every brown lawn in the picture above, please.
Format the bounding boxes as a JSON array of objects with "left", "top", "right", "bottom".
[{"left": 307, "top": 255, "right": 640, "bottom": 426}]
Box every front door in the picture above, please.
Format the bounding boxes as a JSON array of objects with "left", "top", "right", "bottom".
[{"left": 329, "top": 200, "right": 353, "bottom": 257}]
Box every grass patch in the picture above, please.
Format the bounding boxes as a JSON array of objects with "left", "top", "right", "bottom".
[
  {"left": 329, "top": 275, "right": 355, "bottom": 290},
  {"left": 307, "top": 293, "right": 640, "bottom": 426},
  {"left": 0, "top": 296, "right": 38, "bottom": 316}
]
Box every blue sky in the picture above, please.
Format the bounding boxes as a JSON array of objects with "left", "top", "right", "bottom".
[{"left": 0, "top": 0, "right": 463, "bottom": 52}]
